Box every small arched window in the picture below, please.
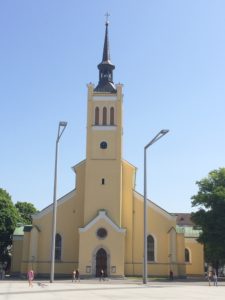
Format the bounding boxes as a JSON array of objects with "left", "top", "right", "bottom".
[
  {"left": 95, "top": 107, "right": 99, "bottom": 125},
  {"left": 55, "top": 233, "right": 62, "bottom": 261},
  {"left": 185, "top": 248, "right": 190, "bottom": 263},
  {"left": 110, "top": 107, "right": 114, "bottom": 125},
  {"left": 103, "top": 107, "right": 107, "bottom": 125},
  {"left": 147, "top": 235, "right": 155, "bottom": 261}
]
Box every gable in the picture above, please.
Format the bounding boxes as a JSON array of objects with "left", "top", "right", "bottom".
[{"left": 79, "top": 210, "right": 126, "bottom": 234}]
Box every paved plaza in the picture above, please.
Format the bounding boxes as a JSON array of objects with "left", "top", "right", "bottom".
[{"left": 0, "top": 279, "right": 224, "bottom": 300}]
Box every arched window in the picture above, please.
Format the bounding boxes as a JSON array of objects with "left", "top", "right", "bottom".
[
  {"left": 103, "top": 107, "right": 107, "bottom": 125},
  {"left": 110, "top": 107, "right": 114, "bottom": 125},
  {"left": 55, "top": 233, "right": 62, "bottom": 261},
  {"left": 147, "top": 235, "right": 155, "bottom": 261},
  {"left": 95, "top": 107, "right": 99, "bottom": 125},
  {"left": 185, "top": 248, "right": 190, "bottom": 263}
]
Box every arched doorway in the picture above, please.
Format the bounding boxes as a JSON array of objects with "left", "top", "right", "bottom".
[{"left": 96, "top": 248, "right": 107, "bottom": 277}]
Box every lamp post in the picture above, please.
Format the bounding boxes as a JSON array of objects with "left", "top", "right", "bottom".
[
  {"left": 50, "top": 121, "right": 67, "bottom": 283},
  {"left": 143, "top": 129, "right": 169, "bottom": 284}
]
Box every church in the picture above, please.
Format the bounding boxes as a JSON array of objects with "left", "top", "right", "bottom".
[{"left": 11, "top": 21, "right": 204, "bottom": 278}]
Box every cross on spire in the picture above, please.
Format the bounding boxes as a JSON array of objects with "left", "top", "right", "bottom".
[{"left": 105, "top": 12, "right": 110, "bottom": 24}]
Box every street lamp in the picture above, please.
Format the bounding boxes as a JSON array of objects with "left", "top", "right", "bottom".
[
  {"left": 50, "top": 121, "right": 67, "bottom": 283},
  {"left": 143, "top": 129, "right": 169, "bottom": 284}
]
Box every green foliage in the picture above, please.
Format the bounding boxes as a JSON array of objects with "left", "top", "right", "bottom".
[
  {"left": 0, "top": 189, "right": 38, "bottom": 268},
  {"left": 0, "top": 189, "right": 19, "bottom": 264},
  {"left": 15, "top": 201, "right": 38, "bottom": 224},
  {"left": 191, "top": 168, "right": 225, "bottom": 269}
]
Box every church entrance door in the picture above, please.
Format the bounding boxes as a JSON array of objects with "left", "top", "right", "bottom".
[{"left": 95, "top": 248, "right": 107, "bottom": 277}]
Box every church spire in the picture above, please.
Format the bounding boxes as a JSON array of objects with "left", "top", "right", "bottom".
[
  {"left": 102, "top": 20, "right": 110, "bottom": 62},
  {"left": 94, "top": 16, "right": 117, "bottom": 93}
]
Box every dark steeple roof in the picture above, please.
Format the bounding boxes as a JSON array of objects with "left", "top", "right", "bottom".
[{"left": 94, "top": 21, "right": 117, "bottom": 93}]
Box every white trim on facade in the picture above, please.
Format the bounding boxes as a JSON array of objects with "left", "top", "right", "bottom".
[
  {"left": 13, "top": 236, "right": 24, "bottom": 241},
  {"left": 71, "top": 159, "right": 86, "bottom": 173},
  {"left": 79, "top": 210, "right": 126, "bottom": 234},
  {"left": 92, "top": 125, "right": 117, "bottom": 131},
  {"left": 93, "top": 95, "right": 117, "bottom": 101}
]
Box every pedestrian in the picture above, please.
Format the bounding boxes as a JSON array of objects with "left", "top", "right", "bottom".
[
  {"left": 169, "top": 270, "right": 173, "bottom": 280},
  {"left": 207, "top": 270, "right": 212, "bottom": 286},
  {"left": 99, "top": 269, "right": 104, "bottom": 281},
  {"left": 27, "top": 269, "right": 34, "bottom": 287},
  {"left": 72, "top": 269, "right": 76, "bottom": 282},
  {"left": 213, "top": 270, "right": 218, "bottom": 286},
  {"left": 75, "top": 269, "right": 80, "bottom": 282}
]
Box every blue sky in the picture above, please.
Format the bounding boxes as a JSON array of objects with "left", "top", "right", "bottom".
[{"left": 1, "top": 0, "right": 225, "bottom": 213}]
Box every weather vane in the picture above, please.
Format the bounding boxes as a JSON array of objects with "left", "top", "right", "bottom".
[{"left": 105, "top": 12, "right": 110, "bottom": 24}]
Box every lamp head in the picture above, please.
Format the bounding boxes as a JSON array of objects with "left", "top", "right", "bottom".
[
  {"left": 59, "top": 121, "right": 67, "bottom": 127},
  {"left": 160, "top": 129, "right": 169, "bottom": 135}
]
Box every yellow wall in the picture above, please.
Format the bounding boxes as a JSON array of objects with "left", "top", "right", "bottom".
[
  {"left": 11, "top": 238, "right": 23, "bottom": 273},
  {"left": 176, "top": 233, "right": 186, "bottom": 276},
  {"left": 22, "top": 161, "right": 86, "bottom": 275},
  {"left": 185, "top": 238, "right": 204, "bottom": 275},
  {"left": 122, "top": 161, "right": 136, "bottom": 269},
  {"left": 131, "top": 191, "right": 179, "bottom": 276}
]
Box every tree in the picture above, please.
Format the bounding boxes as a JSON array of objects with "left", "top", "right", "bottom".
[
  {"left": 15, "top": 201, "right": 38, "bottom": 224},
  {"left": 191, "top": 168, "right": 225, "bottom": 271},
  {"left": 0, "top": 189, "right": 19, "bottom": 266}
]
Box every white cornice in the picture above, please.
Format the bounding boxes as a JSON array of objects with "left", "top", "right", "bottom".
[
  {"left": 92, "top": 95, "right": 117, "bottom": 101},
  {"left": 13, "top": 236, "right": 24, "bottom": 241},
  {"left": 79, "top": 210, "right": 126, "bottom": 234},
  {"left": 71, "top": 159, "right": 86, "bottom": 173},
  {"left": 134, "top": 190, "right": 176, "bottom": 222},
  {"left": 92, "top": 125, "right": 116, "bottom": 131},
  {"left": 32, "top": 189, "right": 76, "bottom": 220}
]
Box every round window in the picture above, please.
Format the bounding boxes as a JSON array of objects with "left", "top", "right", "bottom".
[
  {"left": 100, "top": 141, "right": 107, "bottom": 149},
  {"left": 97, "top": 228, "right": 108, "bottom": 239}
]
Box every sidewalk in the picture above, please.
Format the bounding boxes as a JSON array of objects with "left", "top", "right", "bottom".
[{"left": 0, "top": 278, "right": 224, "bottom": 300}]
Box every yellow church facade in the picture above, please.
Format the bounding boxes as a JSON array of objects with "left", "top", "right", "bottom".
[{"left": 11, "top": 22, "right": 204, "bottom": 278}]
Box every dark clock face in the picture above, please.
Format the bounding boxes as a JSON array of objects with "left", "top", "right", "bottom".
[{"left": 100, "top": 141, "right": 107, "bottom": 149}]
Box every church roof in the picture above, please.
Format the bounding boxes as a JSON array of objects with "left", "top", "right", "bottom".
[
  {"left": 173, "top": 213, "right": 194, "bottom": 226},
  {"left": 176, "top": 226, "right": 201, "bottom": 238},
  {"left": 13, "top": 225, "right": 24, "bottom": 236}
]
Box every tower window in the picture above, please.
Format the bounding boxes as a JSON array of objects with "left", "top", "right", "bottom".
[
  {"left": 101, "top": 178, "right": 105, "bottom": 185},
  {"left": 103, "top": 107, "right": 107, "bottom": 125},
  {"left": 100, "top": 141, "right": 107, "bottom": 149},
  {"left": 110, "top": 107, "right": 114, "bottom": 125},
  {"left": 95, "top": 107, "right": 99, "bottom": 125}
]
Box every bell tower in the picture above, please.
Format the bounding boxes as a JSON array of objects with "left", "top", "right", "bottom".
[{"left": 84, "top": 20, "right": 123, "bottom": 226}]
